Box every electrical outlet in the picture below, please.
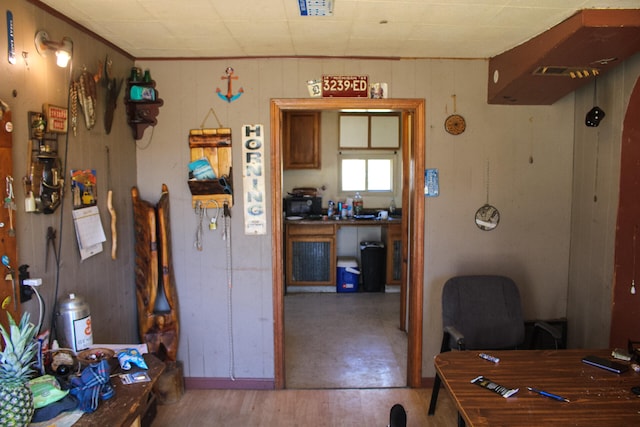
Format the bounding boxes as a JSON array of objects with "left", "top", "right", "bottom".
[{"left": 20, "top": 285, "right": 33, "bottom": 303}]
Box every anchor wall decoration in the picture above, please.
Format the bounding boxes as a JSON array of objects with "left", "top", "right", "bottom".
[{"left": 216, "top": 67, "right": 244, "bottom": 103}]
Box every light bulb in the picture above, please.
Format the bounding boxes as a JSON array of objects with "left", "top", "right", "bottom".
[{"left": 55, "top": 50, "right": 71, "bottom": 67}]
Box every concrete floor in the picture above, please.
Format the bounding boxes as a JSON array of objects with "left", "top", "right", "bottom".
[{"left": 284, "top": 292, "right": 407, "bottom": 389}]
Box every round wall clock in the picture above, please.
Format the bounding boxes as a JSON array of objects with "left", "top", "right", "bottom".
[{"left": 475, "top": 204, "right": 500, "bottom": 231}]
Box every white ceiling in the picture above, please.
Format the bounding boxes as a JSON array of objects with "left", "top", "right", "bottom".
[{"left": 40, "top": 0, "right": 639, "bottom": 59}]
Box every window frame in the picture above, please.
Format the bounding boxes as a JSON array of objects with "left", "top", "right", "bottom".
[{"left": 338, "top": 151, "right": 397, "bottom": 195}]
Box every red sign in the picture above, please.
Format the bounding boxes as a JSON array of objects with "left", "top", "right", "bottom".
[
  {"left": 44, "top": 104, "right": 68, "bottom": 134},
  {"left": 322, "top": 75, "right": 369, "bottom": 98}
]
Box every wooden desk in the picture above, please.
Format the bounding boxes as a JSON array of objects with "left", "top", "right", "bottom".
[
  {"left": 74, "top": 354, "right": 165, "bottom": 427},
  {"left": 434, "top": 349, "right": 640, "bottom": 426}
]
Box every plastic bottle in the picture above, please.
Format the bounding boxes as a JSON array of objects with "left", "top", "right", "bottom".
[
  {"left": 327, "top": 201, "right": 335, "bottom": 217},
  {"left": 353, "top": 192, "right": 363, "bottom": 215},
  {"left": 389, "top": 198, "right": 396, "bottom": 214}
]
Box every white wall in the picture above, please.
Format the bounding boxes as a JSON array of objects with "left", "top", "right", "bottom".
[{"left": 136, "top": 58, "right": 576, "bottom": 379}]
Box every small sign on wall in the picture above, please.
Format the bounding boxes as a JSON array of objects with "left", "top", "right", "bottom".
[
  {"left": 425, "top": 168, "right": 439, "bottom": 197},
  {"left": 44, "top": 104, "right": 68, "bottom": 133},
  {"left": 242, "top": 124, "right": 266, "bottom": 235}
]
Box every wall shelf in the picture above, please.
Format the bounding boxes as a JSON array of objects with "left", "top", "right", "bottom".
[
  {"left": 188, "top": 128, "right": 233, "bottom": 208},
  {"left": 124, "top": 80, "right": 164, "bottom": 140}
]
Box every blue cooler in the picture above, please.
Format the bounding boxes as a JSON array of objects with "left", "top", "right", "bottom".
[{"left": 337, "top": 258, "right": 360, "bottom": 293}]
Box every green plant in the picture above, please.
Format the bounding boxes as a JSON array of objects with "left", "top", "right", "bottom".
[{"left": 0, "top": 312, "right": 38, "bottom": 427}]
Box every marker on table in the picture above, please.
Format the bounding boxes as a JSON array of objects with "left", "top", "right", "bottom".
[
  {"left": 527, "top": 387, "right": 570, "bottom": 403},
  {"left": 479, "top": 353, "right": 500, "bottom": 363}
]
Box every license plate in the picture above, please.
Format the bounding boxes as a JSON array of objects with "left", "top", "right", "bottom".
[{"left": 322, "top": 75, "right": 369, "bottom": 98}]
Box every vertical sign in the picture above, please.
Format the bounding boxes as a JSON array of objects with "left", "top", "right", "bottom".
[
  {"left": 6, "top": 11, "right": 16, "bottom": 64},
  {"left": 425, "top": 168, "right": 439, "bottom": 197},
  {"left": 242, "top": 124, "right": 266, "bottom": 235}
]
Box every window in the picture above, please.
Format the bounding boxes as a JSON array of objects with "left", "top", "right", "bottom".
[{"left": 340, "top": 153, "right": 394, "bottom": 193}]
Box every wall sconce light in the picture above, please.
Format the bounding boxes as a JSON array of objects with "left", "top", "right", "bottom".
[
  {"left": 34, "top": 30, "right": 73, "bottom": 68},
  {"left": 585, "top": 77, "right": 605, "bottom": 127}
]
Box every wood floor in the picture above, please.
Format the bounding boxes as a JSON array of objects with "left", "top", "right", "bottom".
[
  {"left": 153, "top": 293, "right": 458, "bottom": 425},
  {"left": 152, "top": 388, "right": 458, "bottom": 426},
  {"left": 285, "top": 292, "right": 407, "bottom": 389}
]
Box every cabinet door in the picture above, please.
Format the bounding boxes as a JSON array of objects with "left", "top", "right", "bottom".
[
  {"left": 371, "top": 115, "right": 400, "bottom": 148},
  {"left": 386, "top": 223, "right": 402, "bottom": 285},
  {"left": 286, "top": 224, "right": 336, "bottom": 286},
  {"left": 339, "top": 115, "right": 368, "bottom": 148},
  {"left": 283, "top": 112, "right": 320, "bottom": 169}
]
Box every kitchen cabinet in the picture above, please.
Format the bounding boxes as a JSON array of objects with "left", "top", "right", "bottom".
[
  {"left": 339, "top": 113, "right": 400, "bottom": 149},
  {"left": 286, "top": 223, "right": 335, "bottom": 286},
  {"left": 384, "top": 222, "right": 402, "bottom": 286},
  {"left": 283, "top": 111, "right": 320, "bottom": 169}
]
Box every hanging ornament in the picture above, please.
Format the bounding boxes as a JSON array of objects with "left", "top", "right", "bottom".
[
  {"left": 216, "top": 67, "right": 244, "bottom": 103},
  {"left": 475, "top": 161, "right": 500, "bottom": 231},
  {"left": 444, "top": 94, "right": 466, "bottom": 135}
]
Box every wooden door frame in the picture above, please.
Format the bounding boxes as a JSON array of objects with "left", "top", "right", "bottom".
[{"left": 270, "top": 98, "right": 425, "bottom": 389}]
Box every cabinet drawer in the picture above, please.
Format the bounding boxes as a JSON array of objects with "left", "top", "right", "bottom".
[{"left": 287, "top": 224, "right": 335, "bottom": 236}]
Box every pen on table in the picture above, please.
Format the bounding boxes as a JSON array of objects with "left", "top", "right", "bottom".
[
  {"left": 527, "top": 387, "right": 570, "bottom": 403},
  {"left": 479, "top": 353, "right": 500, "bottom": 363}
]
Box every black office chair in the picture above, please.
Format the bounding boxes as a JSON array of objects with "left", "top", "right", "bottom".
[{"left": 427, "top": 275, "right": 563, "bottom": 425}]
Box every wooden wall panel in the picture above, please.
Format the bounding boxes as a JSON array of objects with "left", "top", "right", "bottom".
[
  {"left": 610, "top": 75, "right": 640, "bottom": 347},
  {"left": 0, "top": 109, "right": 19, "bottom": 331}
]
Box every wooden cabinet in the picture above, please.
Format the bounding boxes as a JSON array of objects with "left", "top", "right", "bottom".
[
  {"left": 124, "top": 80, "right": 164, "bottom": 140},
  {"left": 339, "top": 113, "right": 400, "bottom": 149},
  {"left": 286, "top": 223, "right": 335, "bottom": 286},
  {"left": 283, "top": 111, "right": 320, "bottom": 169},
  {"left": 385, "top": 222, "right": 402, "bottom": 286}
]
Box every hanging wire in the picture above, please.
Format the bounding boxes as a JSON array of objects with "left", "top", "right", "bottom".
[
  {"left": 632, "top": 225, "right": 637, "bottom": 295},
  {"left": 49, "top": 57, "right": 74, "bottom": 349},
  {"left": 593, "top": 131, "right": 600, "bottom": 202},
  {"left": 485, "top": 160, "right": 491, "bottom": 205},
  {"left": 200, "top": 107, "right": 223, "bottom": 129},
  {"left": 135, "top": 124, "right": 155, "bottom": 150},
  {"left": 223, "top": 202, "right": 235, "bottom": 380}
]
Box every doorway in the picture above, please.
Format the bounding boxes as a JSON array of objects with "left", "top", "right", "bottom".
[{"left": 271, "top": 98, "right": 425, "bottom": 389}]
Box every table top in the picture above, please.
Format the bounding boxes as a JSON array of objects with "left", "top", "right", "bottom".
[
  {"left": 434, "top": 349, "right": 640, "bottom": 427},
  {"left": 74, "top": 353, "right": 165, "bottom": 426}
]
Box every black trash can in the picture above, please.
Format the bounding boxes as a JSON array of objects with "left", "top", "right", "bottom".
[{"left": 360, "top": 241, "right": 386, "bottom": 292}]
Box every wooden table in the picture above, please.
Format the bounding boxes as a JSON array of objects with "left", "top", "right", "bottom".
[
  {"left": 74, "top": 353, "right": 165, "bottom": 427},
  {"left": 434, "top": 349, "right": 640, "bottom": 426}
]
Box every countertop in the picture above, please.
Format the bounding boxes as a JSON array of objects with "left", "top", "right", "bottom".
[{"left": 284, "top": 216, "right": 401, "bottom": 225}]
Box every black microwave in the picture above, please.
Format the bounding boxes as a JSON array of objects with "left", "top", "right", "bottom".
[{"left": 284, "top": 196, "right": 322, "bottom": 216}]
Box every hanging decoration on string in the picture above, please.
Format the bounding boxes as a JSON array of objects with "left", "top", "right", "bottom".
[
  {"left": 445, "top": 94, "right": 466, "bottom": 135},
  {"left": 216, "top": 67, "right": 244, "bottom": 103},
  {"left": 475, "top": 161, "right": 500, "bottom": 231}
]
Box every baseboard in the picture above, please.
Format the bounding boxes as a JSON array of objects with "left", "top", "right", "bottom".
[
  {"left": 185, "top": 377, "right": 275, "bottom": 390},
  {"left": 422, "top": 377, "right": 435, "bottom": 388}
]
